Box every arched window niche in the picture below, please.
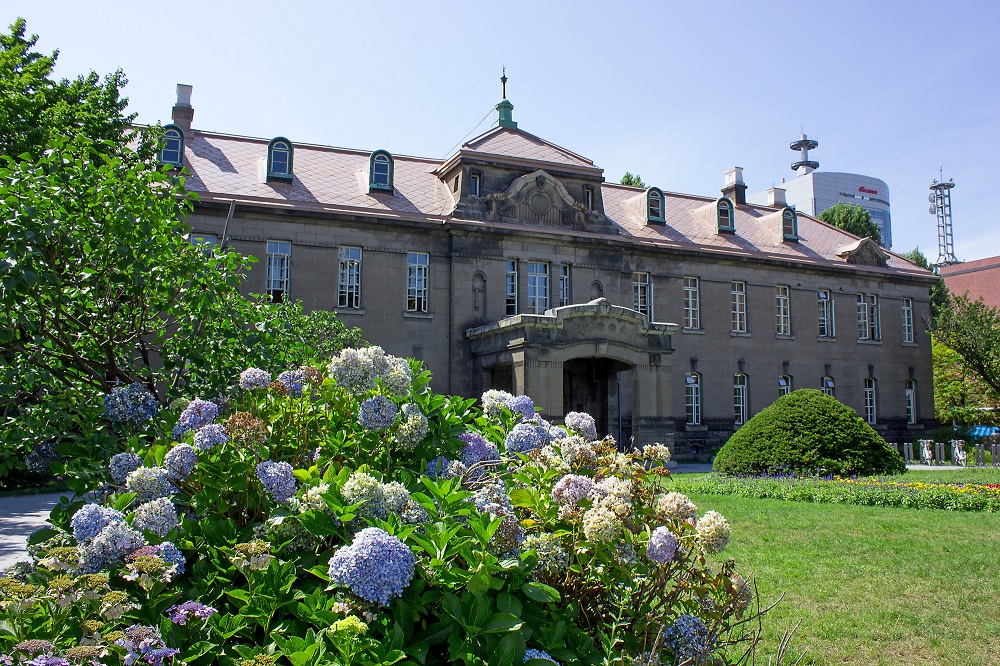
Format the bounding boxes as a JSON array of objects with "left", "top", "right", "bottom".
[
  {"left": 267, "top": 137, "right": 293, "bottom": 182},
  {"left": 781, "top": 207, "right": 799, "bottom": 241},
  {"left": 369, "top": 150, "right": 394, "bottom": 193},
  {"left": 160, "top": 125, "right": 184, "bottom": 167},
  {"left": 646, "top": 187, "right": 664, "bottom": 223},
  {"left": 717, "top": 197, "right": 735, "bottom": 233}
]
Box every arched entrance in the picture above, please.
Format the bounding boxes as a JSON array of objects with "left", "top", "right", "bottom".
[{"left": 563, "top": 357, "right": 634, "bottom": 447}]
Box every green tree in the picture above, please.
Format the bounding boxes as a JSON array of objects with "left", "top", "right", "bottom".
[
  {"left": 933, "top": 294, "right": 1000, "bottom": 397},
  {"left": 818, "top": 202, "right": 882, "bottom": 245},
  {"left": 932, "top": 335, "right": 1000, "bottom": 425},
  {"left": 620, "top": 171, "right": 646, "bottom": 188},
  {"left": 902, "top": 246, "right": 949, "bottom": 319}
]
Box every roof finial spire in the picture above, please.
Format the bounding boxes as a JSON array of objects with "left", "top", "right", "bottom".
[
  {"left": 494, "top": 67, "right": 517, "bottom": 129},
  {"left": 501, "top": 66, "right": 508, "bottom": 100}
]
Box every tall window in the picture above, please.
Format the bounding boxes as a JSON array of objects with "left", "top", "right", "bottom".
[
  {"left": 160, "top": 126, "right": 184, "bottom": 166},
  {"left": 505, "top": 260, "right": 518, "bottom": 316},
  {"left": 821, "top": 375, "right": 835, "bottom": 397},
  {"left": 406, "top": 252, "right": 429, "bottom": 312},
  {"left": 775, "top": 285, "right": 791, "bottom": 335},
  {"left": 733, "top": 374, "right": 748, "bottom": 425},
  {"left": 647, "top": 188, "right": 664, "bottom": 222},
  {"left": 584, "top": 186, "right": 595, "bottom": 211},
  {"left": 817, "top": 289, "right": 835, "bottom": 338},
  {"left": 717, "top": 198, "right": 735, "bottom": 232},
  {"left": 369, "top": 150, "right": 393, "bottom": 191},
  {"left": 857, "top": 294, "right": 881, "bottom": 340},
  {"left": 633, "top": 272, "right": 652, "bottom": 317},
  {"left": 683, "top": 277, "right": 700, "bottom": 329},
  {"left": 267, "top": 138, "right": 292, "bottom": 180},
  {"left": 338, "top": 246, "right": 362, "bottom": 309},
  {"left": 731, "top": 281, "right": 747, "bottom": 333},
  {"left": 902, "top": 298, "right": 914, "bottom": 343},
  {"left": 266, "top": 241, "right": 291, "bottom": 303},
  {"left": 526, "top": 262, "right": 549, "bottom": 314},
  {"left": 558, "top": 264, "right": 571, "bottom": 307},
  {"left": 864, "top": 378, "right": 877, "bottom": 424},
  {"left": 778, "top": 375, "right": 792, "bottom": 397},
  {"left": 470, "top": 174, "right": 480, "bottom": 196},
  {"left": 685, "top": 373, "right": 702, "bottom": 425},
  {"left": 905, "top": 380, "right": 916, "bottom": 424},
  {"left": 781, "top": 208, "right": 798, "bottom": 240}
]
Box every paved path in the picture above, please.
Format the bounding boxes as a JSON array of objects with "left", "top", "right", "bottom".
[{"left": 0, "top": 492, "right": 68, "bottom": 571}]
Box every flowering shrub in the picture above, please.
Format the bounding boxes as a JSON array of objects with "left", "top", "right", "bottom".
[{"left": 1, "top": 346, "right": 772, "bottom": 666}]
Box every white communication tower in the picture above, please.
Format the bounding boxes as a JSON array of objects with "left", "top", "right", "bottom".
[{"left": 928, "top": 170, "right": 958, "bottom": 267}]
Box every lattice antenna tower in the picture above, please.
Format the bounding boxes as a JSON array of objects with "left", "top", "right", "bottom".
[{"left": 928, "top": 169, "right": 958, "bottom": 266}]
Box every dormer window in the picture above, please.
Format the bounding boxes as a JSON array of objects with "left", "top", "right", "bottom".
[
  {"left": 782, "top": 207, "right": 798, "bottom": 241},
  {"left": 369, "top": 150, "right": 394, "bottom": 192},
  {"left": 160, "top": 125, "right": 184, "bottom": 167},
  {"left": 267, "top": 137, "right": 293, "bottom": 182},
  {"left": 717, "top": 197, "right": 735, "bottom": 232},
  {"left": 647, "top": 187, "right": 664, "bottom": 223}
]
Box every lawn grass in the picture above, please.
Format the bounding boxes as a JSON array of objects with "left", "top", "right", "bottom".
[
  {"left": 686, "top": 492, "right": 1000, "bottom": 665},
  {"left": 901, "top": 468, "right": 1000, "bottom": 485}
]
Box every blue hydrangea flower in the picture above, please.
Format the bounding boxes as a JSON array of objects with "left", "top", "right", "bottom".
[
  {"left": 256, "top": 460, "right": 297, "bottom": 503},
  {"left": 131, "top": 498, "right": 179, "bottom": 538},
  {"left": 239, "top": 367, "right": 272, "bottom": 390},
  {"left": 71, "top": 504, "right": 125, "bottom": 543},
  {"left": 507, "top": 395, "right": 535, "bottom": 420},
  {"left": 505, "top": 422, "right": 546, "bottom": 454},
  {"left": 395, "top": 403, "right": 428, "bottom": 450},
  {"left": 327, "top": 527, "right": 415, "bottom": 605},
  {"left": 645, "top": 526, "right": 677, "bottom": 564},
  {"left": 277, "top": 369, "right": 304, "bottom": 396},
  {"left": 564, "top": 411, "right": 598, "bottom": 441},
  {"left": 426, "top": 456, "right": 466, "bottom": 479},
  {"left": 126, "top": 467, "right": 176, "bottom": 503},
  {"left": 193, "top": 424, "right": 229, "bottom": 451},
  {"left": 172, "top": 399, "right": 218, "bottom": 438},
  {"left": 79, "top": 522, "right": 146, "bottom": 572},
  {"left": 104, "top": 383, "right": 159, "bottom": 428},
  {"left": 664, "top": 614, "right": 712, "bottom": 663},
  {"left": 458, "top": 432, "right": 500, "bottom": 468},
  {"left": 358, "top": 396, "right": 398, "bottom": 432},
  {"left": 524, "top": 648, "right": 558, "bottom": 664},
  {"left": 157, "top": 542, "right": 185, "bottom": 575},
  {"left": 109, "top": 452, "right": 143, "bottom": 484},
  {"left": 163, "top": 444, "right": 197, "bottom": 480}
]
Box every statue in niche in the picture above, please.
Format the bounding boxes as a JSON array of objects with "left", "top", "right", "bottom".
[{"left": 472, "top": 271, "right": 486, "bottom": 313}]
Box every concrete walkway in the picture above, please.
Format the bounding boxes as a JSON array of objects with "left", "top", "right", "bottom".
[{"left": 0, "top": 492, "right": 68, "bottom": 571}]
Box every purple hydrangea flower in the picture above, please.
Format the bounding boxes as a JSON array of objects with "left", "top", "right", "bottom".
[
  {"left": 564, "top": 412, "right": 598, "bottom": 441},
  {"left": 551, "top": 474, "right": 595, "bottom": 506},
  {"left": 164, "top": 444, "right": 197, "bottom": 480},
  {"left": 506, "top": 395, "right": 535, "bottom": 420},
  {"left": 110, "top": 452, "right": 143, "bottom": 484},
  {"left": 193, "top": 424, "right": 228, "bottom": 451},
  {"left": 664, "top": 614, "right": 712, "bottom": 663},
  {"left": 71, "top": 504, "right": 125, "bottom": 543},
  {"left": 504, "top": 422, "right": 546, "bottom": 454},
  {"left": 117, "top": 625, "right": 178, "bottom": 666},
  {"left": 277, "top": 369, "right": 304, "bottom": 396},
  {"left": 645, "top": 526, "right": 678, "bottom": 564},
  {"left": 256, "top": 461, "right": 297, "bottom": 503},
  {"left": 104, "top": 384, "right": 159, "bottom": 428},
  {"left": 327, "top": 527, "right": 415, "bottom": 605},
  {"left": 358, "top": 396, "right": 398, "bottom": 431},
  {"left": 79, "top": 521, "right": 146, "bottom": 572},
  {"left": 426, "top": 456, "right": 466, "bottom": 479},
  {"left": 26, "top": 657, "right": 69, "bottom": 666},
  {"left": 172, "top": 399, "right": 218, "bottom": 438},
  {"left": 458, "top": 432, "right": 500, "bottom": 468},
  {"left": 131, "top": 498, "right": 179, "bottom": 538},
  {"left": 156, "top": 542, "right": 185, "bottom": 575},
  {"left": 166, "top": 600, "right": 218, "bottom": 625},
  {"left": 239, "top": 367, "right": 272, "bottom": 390}
]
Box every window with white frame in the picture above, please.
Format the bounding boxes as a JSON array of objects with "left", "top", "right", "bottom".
[
  {"left": 685, "top": 373, "right": 702, "bottom": 425},
  {"left": 683, "top": 277, "right": 700, "bottom": 329},
  {"left": 902, "top": 298, "right": 914, "bottom": 343},
  {"left": 905, "top": 380, "right": 916, "bottom": 424},
  {"left": 267, "top": 138, "right": 292, "bottom": 180},
  {"left": 337, "top": 246, "right": 362, "bottom": 309},
  {"left": 778, "top": 374, "right": 792, "bottom": 397},
  {"left": 775, "top": 285, "right": 791, "bottom": 335},
  {"left": 406, "top": 252, "right": 429, "bottom": 312},
  {"left": 191, "top": 233, "right": 218, "bottom": 247},
  {"left": 160, "top": 126, "right": 184, "bottom": 166},
  {"left": 584, "top": 186, "right": 595, "bottom": 211},
  {"left": 857, "top": 293, "right": 881, "bottom": 340},
  {"left": 526, "top": 262, "right": 549, "bottom": 314},
  {"left": 821, "top": 375, "right": 835, "bottom": 397},
  {"left": 266, "top": 240, "right": 291, "bottom": 303},
  {"left": 505, "top": 260, "right": 518, "bottom": 316},
  {"left": 731, "top": 281, "right": 747, "bottom": 333},
  {"left": 781, "top": 208, "right": 798, "bottom": 240},
  {"left": 558, "top": 264, "right": 570, "bottom": 307},
  {"left": 817, "top": 289, "right": 835, "bottom": 338},
  {"left": 864, "top": 377, "right": 877, "bottom": 424},
  {"left": 647, "top": 189, "right": 663, "bottom": 222},
  {"left": 470, "top": 174, "right": 480, "bottom": 196},
  {"left": 633, "top": 272, "right": 652, "bottom": 317},
  {"left": 733, "top": 374, "right": 748, "bottom": 425},
  {"left": 717, "top": 198, "right": 735, "bottom": 232},
  {"left": 369, "top": 151, "right": 393, "bottom": 191}
]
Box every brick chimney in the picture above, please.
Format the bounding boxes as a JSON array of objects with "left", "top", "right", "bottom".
[
  {"left": 171, "top": 84, "right": 194, "bottom": 132},
  {"left": 721, "top": 166, "right": 747, "bottom": 205}
]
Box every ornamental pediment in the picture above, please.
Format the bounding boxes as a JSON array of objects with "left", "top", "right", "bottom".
[
  {"left": 487, "top": 170, "right": 614, "bottom": 233},
  {"left": 837, "top": 238, "right": 889, "bottom": 268}
]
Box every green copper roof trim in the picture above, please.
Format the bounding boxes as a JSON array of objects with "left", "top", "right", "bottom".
[{"left": 495, "top": 98, "right": 517, "bottom": 129}]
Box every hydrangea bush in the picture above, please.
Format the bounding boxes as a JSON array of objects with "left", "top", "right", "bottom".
[{"left": 1, "top": 346, "right": 772, "bottom": 666}]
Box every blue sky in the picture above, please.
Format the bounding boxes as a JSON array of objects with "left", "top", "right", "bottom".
[{"left": 13, "top": 1, "right": 1000, "bottom": 260}]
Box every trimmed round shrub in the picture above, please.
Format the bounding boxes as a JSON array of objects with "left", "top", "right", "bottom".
[{"left": 712, "top": 389, "right": 905, "bottom": 476}]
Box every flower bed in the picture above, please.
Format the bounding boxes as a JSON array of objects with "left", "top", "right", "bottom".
[
  {"left": 671, "top": 474, "right": 1000, "bottom": 512},
  {"left": 0, "top": 349, "right": 772, "bottom": 666}
]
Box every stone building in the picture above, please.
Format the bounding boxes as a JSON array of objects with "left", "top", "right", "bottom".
[{"left": 161, "top": 84, "right": 937, "bottom": 459}]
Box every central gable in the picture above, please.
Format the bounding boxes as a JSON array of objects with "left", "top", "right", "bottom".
[{"left": 487, "top": 170, "right": 615, "bottom": 233}]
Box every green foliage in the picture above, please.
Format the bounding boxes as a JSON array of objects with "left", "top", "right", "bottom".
[
  {"left": 817, "top": 202, "right": 881, "bottom": 245},
  {"left": 619, "top": 172, "right": 646, "bottom": 188},
  {"left": 902, "top": 247, "right": 949, "bottom": 319},
  {"left": 712, "top": 389, "right": 905, "bottom": 476},
  {"left": 931, "top": 335, "right": 1000, "bottom": 426},
  {"left": 933, "top": 293, "right": 1000, "bottom": 398}
]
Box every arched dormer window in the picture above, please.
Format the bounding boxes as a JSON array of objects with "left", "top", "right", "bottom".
[
  {"left": 369, "top": 150, "right": 394, "bottom": 193},
  {"left": 646, "top": 187, "right": 664, "bottom": 223},
  {"left": 160, "top": 125, "right": 184, "bottom": 167},
  {"left": 781, "top": 207, "right": 798, "bottom": 241},
  {"left": 717, "top": 197, "right": 735, "bottom": 232},
  {"left": 267, "top": 137, "right": 293, "bottom": 182}
]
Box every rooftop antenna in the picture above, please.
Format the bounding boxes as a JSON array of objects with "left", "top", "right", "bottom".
[
  {"left": 790, "top": 131, "right": 819, "bottom": 175},
  {"left": 501, "top": 66, "right": 508, "bottom": 99},
  {"left": 928, "top": 168, "right": 958, "bottom": 267}
]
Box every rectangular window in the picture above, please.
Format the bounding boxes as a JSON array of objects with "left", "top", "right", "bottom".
[
  {"left": 775, "top": 285, "right": 791, "bottom": 335},
  {"left": 584, "top": 186, "right": 595, "bottom": 211},
  {"left": 337, "top": 246, "right": 362, "bottom": 309},
  {"left": 778, "top": 375, "right": 792, "bottom": 397},
  {"left": 731, "top": 281, "right": 747, "bottom": 333},
  {"left": 683, "top": 277, "right": 700, "bottom": 329},
  {"left": 526, "top": 262, "right": 549, "bottom": 314},
  {"left": 905, "top": 380, "right": 916, "bottom": 424},
  {"left": 406, "top": 252, "right": 429, "bottom": 312},
  {"left": 633, "top": 272, "right": 652, "bottom": 318},
  {"left": 733, "top": 374, "right": 748, "bottom": 425},
  {"left": 857, "top": 294, "right": 869, "bottom": 340},
  {"left": 821, "top": 376, "right": 835, "bottom": 397},
  {"left": 902, "top": 298, "right": 914, "bottom": 343},
  {"left": 685, "top": 373, "right": 701, "bottom": 425},
  {"left": 558, "top": 264, "right": 571, "bottom": 307},
  {"left": 817, "top": 289, "right": 835, "bottom": 338},
  {"left": 470, "top": 174, "right": 480, "bottom": 196},
  {"left": 192, "top": 233, "right": 219, "bottom": 247},
  {"left": 266, "top": 240, "right": 291, "bottom": 303},
  {"left": 857, "top": 293, "right": 881, "bottom": 340},
  {"left": 505, "top": 260, "right": 518, "bottom": 316},
  {"left": 864, "top": 378, "right": 877, "bottom": 424}
]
